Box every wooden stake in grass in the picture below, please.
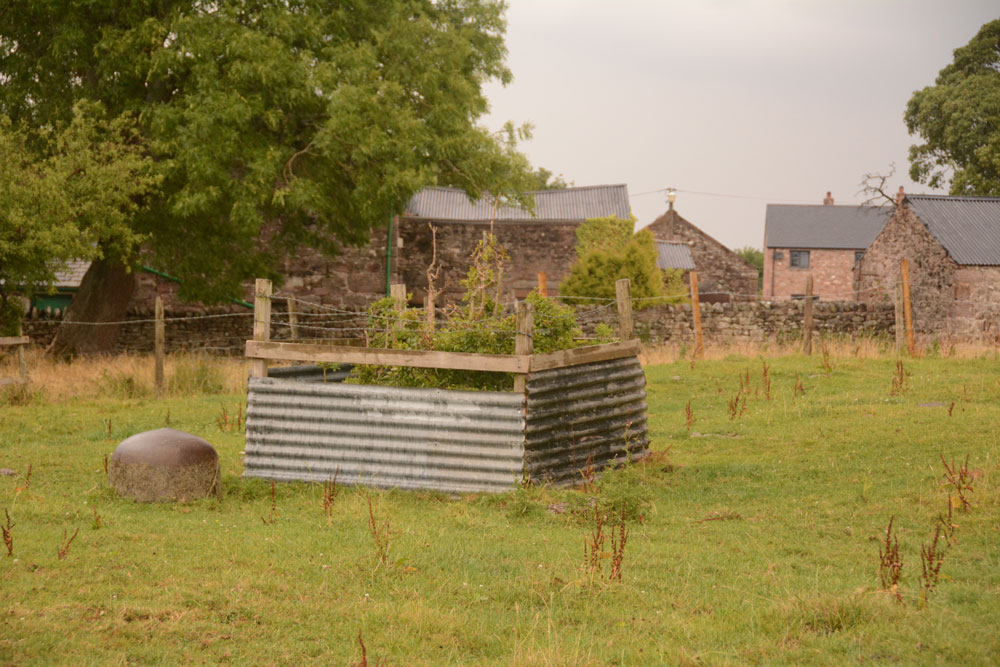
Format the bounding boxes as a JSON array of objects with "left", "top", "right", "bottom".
[
  {"left": 878, "top": 516, "right": 903, "bottom": 602},
  {"left": 57, "top": 526, "right": 80, "bottom": 560},
  {"left": 2, "top": 509, "right": 13, "bottom": 557}
]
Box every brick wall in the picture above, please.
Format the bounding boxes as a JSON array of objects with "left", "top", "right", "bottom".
[
  {"left": 644, "top": 210, "right": 758, "bottom": 301},
  {"left": 764, "top": 247, "right": 861, "bottom": 300}
]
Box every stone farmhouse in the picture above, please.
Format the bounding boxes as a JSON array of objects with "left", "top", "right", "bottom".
[
  {"left": 763, "top": 194, "right": 889, "bottom": 300},
  {"left": 856, "top": 194, "right": 1000, "bottom": 341},
  {"left": 642, "top": 206, "right": 758, "bottom": 302}
]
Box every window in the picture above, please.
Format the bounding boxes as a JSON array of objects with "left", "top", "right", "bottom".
[
  {"left": 855, "top": 251, "right": 864, "bottom": 264},
  {"left": 789, "top": 250, "right": 810, "bottom": 268}
]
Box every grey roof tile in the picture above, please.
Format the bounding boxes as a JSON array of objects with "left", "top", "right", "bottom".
[
  {"left": 765, "top": 204, "right": 890, "bottom": 249},
  {"left": 405, "top": 184, "right": 630, "bottom": 222},
  {"left": 655, "top": 240, "right": 696, "bottom": 270},
  {"left": 906, "top": 195, "right": 1000, "bottom": 266}
]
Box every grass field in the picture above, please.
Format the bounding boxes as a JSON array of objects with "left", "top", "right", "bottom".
[{"left": 1, "top": 348, "right": 999, "bottom": 664}]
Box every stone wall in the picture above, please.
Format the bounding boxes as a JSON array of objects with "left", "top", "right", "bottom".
[
  {"left": 856, "top": 205, "right": 1000, "bottom": 341},
  {"left": 396, "top": 219, "right": 578, "bottom": 305},
  {"left": 643, "top": 210, "right": 758, "bottom": 301},
  {"left": 764, "top": 247, "right": 861, "bottom": 300},
  {"left": 624, "top": 300, "right": 894, "bottom": 344}
]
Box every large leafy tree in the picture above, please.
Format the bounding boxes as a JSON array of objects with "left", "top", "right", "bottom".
[
  {"left": 0, "top": 104, "right": 158, "bottom": 336},
  {"left": 905, "top": 19, "right": 1000, "bottom": 195},
  {"left": 1, "top": 0, "right": 534, "bottom": 353}
]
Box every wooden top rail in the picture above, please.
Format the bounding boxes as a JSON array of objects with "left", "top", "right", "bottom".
[
  {"left": 0, "top": 336, "right": 30, "bottom": 347},
  {"left": 245, "top": 338, "right": 640, "bottom": 374}
]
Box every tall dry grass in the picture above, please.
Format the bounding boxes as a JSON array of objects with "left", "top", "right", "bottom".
[
  {"left": 0, "top": 348, "right": 249, "bottom": 403},
  {"left": 638, "top": 335, "right": 999, "bottom": 365}
]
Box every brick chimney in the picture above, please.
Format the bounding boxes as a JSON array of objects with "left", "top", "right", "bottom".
[
  {"left": 823, "top": 191, "right": 834, "bottom": 205},
  {"left": 895, "top": 186, "right": 905, "bottom": 206}
]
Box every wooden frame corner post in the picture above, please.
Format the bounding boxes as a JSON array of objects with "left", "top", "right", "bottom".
[
  {"left": 513, "top": 301, "right": 534, "bottom": 393},
  {"left": 251, "top": 279, "right": 272, "bottom": 378}
]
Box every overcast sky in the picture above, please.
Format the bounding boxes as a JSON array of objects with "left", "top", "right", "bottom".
[{"left": 482, "top": 0, "right": 999, "bottom": 251}]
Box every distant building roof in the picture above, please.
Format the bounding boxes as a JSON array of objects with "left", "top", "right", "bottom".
[
  {"left": 765, "top": 204, "right": 890, "bottom": 249},
  {"left": 405, "top": 184, "right": 630, "bottom": 222},
  {"left": 906, "top": 195, "right": 1000, "bottom": 265},
  {"left": 655, "top": 240, "right": 696, "bottom": 270},
  {"left": 52, "top": 260, "right": 90, "bottom": 288}
]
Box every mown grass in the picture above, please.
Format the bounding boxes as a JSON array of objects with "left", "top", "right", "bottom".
[{"left": 1, "top": 349, "right": 999, "bottom": 664}]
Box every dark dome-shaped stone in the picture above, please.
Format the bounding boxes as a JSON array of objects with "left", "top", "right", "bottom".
[{"left": 108, "top": 428, "right": 220, "bottom": 502}]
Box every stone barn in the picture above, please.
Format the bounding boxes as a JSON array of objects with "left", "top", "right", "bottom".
[
  {"left": 641, "top": 205, "right": 758, "bottom": 301},
  {"left": 856, "top": 194, "right": 1000, "bottom": 341},
  {"left": 763, "top": 195, "right": 889, "bottom": 301}
]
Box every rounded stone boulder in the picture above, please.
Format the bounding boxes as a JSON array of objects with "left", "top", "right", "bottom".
[{"left": 108, "top": 428, "right": 220, "bottom": 502}]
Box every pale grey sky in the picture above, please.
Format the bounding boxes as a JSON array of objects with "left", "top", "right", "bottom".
[{"left": 483, "top": 0, "right": 999, "bottom": 251}]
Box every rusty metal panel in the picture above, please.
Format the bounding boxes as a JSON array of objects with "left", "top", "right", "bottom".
[
  {"left": 524, "top": 355, "right": 649, "bottom": 486},
  {"left": 244, "top": 378, "right": 525, "bottom": 493}
]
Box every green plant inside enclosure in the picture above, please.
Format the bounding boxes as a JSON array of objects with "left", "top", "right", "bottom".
[{"left": 1, "top": 354, "right": 999, "bottom": 664}]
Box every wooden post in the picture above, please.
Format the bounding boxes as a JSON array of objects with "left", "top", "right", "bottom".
[
  {"left": 537, "top": 271, "right": 547, "bottom": 297},
  {"left": 390, "top": 283, "right": 406, "bottom": 313},
  {"left": 154, "top": 296, "right": 165, "bottom": 396},
  {"left": 424, "top": 292, "right": 435, "bottom": 334},
  {"left": 615, "top": 278, "right": 634, "bottom": 341},
  {"left": 894, "top": 280, "right": 905, "bottom": 355},
  {"left": 802, "top": 274, "right": 814, "bottom": 355},
  {"left": 251, "top": 279, "right": 272, "bottom": 378},
  {"left": 689, "top": 271, "right": 704, "bottom": 358},
  {"left": 287, "top": 296, "right": 299, "bottom": 341},
  {"left": 16, "top": 322, "right": 27, "bottom": 384},
  {"left": 513, "top": 301, "right": 535, "bottom": 393},
  {"left": 900, "top": 259, "right": 915, "bottom": 356}
]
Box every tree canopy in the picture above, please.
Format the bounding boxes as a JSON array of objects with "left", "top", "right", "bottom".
[
  {"left": 0, "top": 103, "right": 158, "bottom": 333},
  {"left": 905, "top": 19, "right": 1000, "bottom": 195},
  {"left": 0, "top": 0, "right": 534, "bottom": 304}
]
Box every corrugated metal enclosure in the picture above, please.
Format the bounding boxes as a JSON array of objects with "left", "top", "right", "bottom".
[
  {"left": 244, "top": 377, "right": 526, "bottom": 493},
  {"left": 243, "top": 345, "right": 650, "bottom": 493},
  {"left": 525, "top": 356, "right": 649, "bottom": 485}
]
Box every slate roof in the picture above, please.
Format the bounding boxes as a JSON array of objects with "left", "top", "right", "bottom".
[
  {"left": 905, "top": 195, "right": 1000, "bottom": 266},
  {"left": 655, "top": 240, "right": 696, "bottom": 270},
  {"left": 765, "top": 204, "right": 890, "bottom": 249},
  {"left": 405, "top": 184, "right": 630, "bottom": 222},
  {"left": 52, "top": 260, "right": 90, "bottom": 288}
]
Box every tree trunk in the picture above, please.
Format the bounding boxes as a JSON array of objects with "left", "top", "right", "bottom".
[{"left": 48, "top": 257, "right": 136, "bottom": 357}]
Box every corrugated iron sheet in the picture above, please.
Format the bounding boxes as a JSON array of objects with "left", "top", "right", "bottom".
[
  {"left": 656, "top": 240, "right": 696, "bottom": 270},
  {"left": 524, "top": 356, "right": 649, "bottom": 486},
  {"left": 267, "top": 364, "right": 353, "bottom": 383},
  {"left": 244, "top": 378, "right": 525, "bottom": 493},
  {"left": 406, "top": 185, "right": 631, "bottom": 222},
  {"left": 907, "top": 195, "right": 1000, "bottom": 265}
]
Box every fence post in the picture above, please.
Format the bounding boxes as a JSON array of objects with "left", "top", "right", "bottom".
[
  {"left": 16, "top": 322, "right": 27, "bottom": 384},
  {"left": 287, "top": 296, "right": 299, "bottom": 341},
  {"left": 154, "top": 296, "right": 165, "bottom": 396},
  {"left": 900, "top": 259, "right": 915, "bottom": 356},
  {"left": 514, "top": 301, "right": 535, "bottom": 394},
  {"left": 537, "top": 271, "right": 547, "bottom": 297},
  {"left": 689, "top": 271, "right": 704, "bottom": 358},
  {"left": 615, "top": 278, "right": 633, "bottom": 340},
  {"left": 390, "top": 283, "right": 406, "bottom": 312},
  {"left": 802, "top": 274, "right": 814, "bottom": 355},
  {"left": 894, "top": 280, "right": 905, "bottom": 355},
  {"left": 251, "top": 279, "right": 272, "bottom": 378}
]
